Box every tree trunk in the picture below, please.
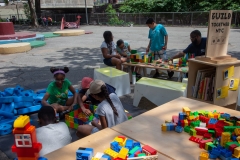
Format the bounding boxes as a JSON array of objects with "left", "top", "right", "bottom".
[{"left": 28, "top": 0, "right": 39, "bottom": 27}]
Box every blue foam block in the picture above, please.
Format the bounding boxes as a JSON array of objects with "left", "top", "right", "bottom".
[
  {"left": 14, "top": 102, "right": 33, "bottom": 109},
  {"left": 13, "top": 85, "right": 24, "bottom": 96},
  {"left": 13, "top": 96, "right": 33, "bottom": 102},
  {"left": 0, "top": 97, "right": 14, "bottom": 103},
  {"left": 0, "top": 124, "right": 12, "bottom": 136},
  {"left": 0, "top": 110, "right": 14, "bottom": 118},
  {"left": 20, "top": 90, "right": 34, "bottom": 97},
  {"left": 102, "top": 155, "right": 111, "bottom": 160},
  {"left": 0, "top": 116, "right": 18, "bottom": 125},
  {"left": 33, "top": 93, "right": 45, "bottom": 101},
  {"left": 0, "top": 91, "right": 5, "bottom": 97},
  {"left": 17, "top": 105, "right": 41, "bottom": 115},
  {"left": 1, "top": 102, "right": 15, "bottom": 113},
  {"left": 36, "top": 89, "right": 47, "bottom": 94},
  {"left": 4, "top": 88, "right": 14, "bottom": 96}
]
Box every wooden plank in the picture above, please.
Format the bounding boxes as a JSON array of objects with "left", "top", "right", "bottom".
[
  {"left": 45, "top": 128, "right": 171, "bottom": 160},
  {"left": 112, "top": 97, "right": 240, "bottom": 160},
  {"left": 206, "top": 10, "right": 233, "bottom": 58},
  {"left": 188, "top": 59, "right": 240, "bottom": 67},
  {"left": 195, "top": 55, "right": 237, "bottom": 64}
]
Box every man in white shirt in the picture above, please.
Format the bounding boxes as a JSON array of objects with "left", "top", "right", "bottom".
[{"left": 36, "top": 106, "right": 72, "bottom": 156}]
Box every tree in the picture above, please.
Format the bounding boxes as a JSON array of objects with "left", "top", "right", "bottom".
[
  {"left": 198, "top": 0, "right": 240, "bottom": 11},
  {"left": 4, "top": 0, "right": 9, "bottom": 5},
  {"left": 27, "top": 0, "right": 39, "bottom": 27}
]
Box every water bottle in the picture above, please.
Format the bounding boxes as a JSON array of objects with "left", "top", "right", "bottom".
[{"left": 132, "top": 72, "right": 136, "bottom": 84}]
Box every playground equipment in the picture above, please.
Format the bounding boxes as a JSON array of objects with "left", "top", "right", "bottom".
[{"left": 61, "top": 15, "right": 81, "bottom": 30}]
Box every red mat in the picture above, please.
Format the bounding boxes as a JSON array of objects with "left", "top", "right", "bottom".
[{"left": 0, "top": 32, "right": 36, "bottom": 40}]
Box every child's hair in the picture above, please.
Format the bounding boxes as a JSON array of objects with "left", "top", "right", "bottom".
[
  {"left": 116, "top": 39, "right": 124, "bottom": 47},
  {"left": 103, "top": 31, "right": 113, "bottom": 44},
  {"left": 38, "top": 106, "right": 56, "bottom": 122},
  {"left": 146, "top": 18, "right": 154, "bottom": 24},
  {"left": 95, "top": 85, "right": 118, "bottom": 116},
  {"left": 50, "top": 67, "right": 69, "bottom": 76}
]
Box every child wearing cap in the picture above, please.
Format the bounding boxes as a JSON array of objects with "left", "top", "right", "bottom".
[
  {"left": 77, "top": 77, "right": 116, "bottom": 116},
  {"left": 76, "top": 80, "right": 128, "bottom": 137}
]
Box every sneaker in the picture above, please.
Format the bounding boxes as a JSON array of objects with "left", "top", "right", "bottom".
[
  {"left": 168, "top": 71, "right": 174, "bottom": 79},
  {"left": 153, "top": 72, "right": 160, "bottom": 78}
]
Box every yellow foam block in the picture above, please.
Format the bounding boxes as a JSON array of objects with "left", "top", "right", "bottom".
[
  {"left": 0, "top": 43, "right": 31, "bottom": 54},
  {"left": 53, "top": 30, "right": 85, "bottom": 36}
]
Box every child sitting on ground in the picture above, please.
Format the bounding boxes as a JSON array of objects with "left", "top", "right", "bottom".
[
  {"left": 76, "top": 80, "right": 128, "bottom": 138},
  {"left": 36, "top": 106, "right": 72, "bottom": 156}
]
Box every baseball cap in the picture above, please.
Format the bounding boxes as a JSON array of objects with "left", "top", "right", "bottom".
[
  {"left": 87, "top": 80, "right": 105, "bottom": 95},
  {"left": 81, "top": 77, "right": 93, "bottom": 89}
]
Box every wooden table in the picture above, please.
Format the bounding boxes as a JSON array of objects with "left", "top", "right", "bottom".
[
  {"left": 122, "top": 62, "right": 188, "bottom": 82},
  {"left": 112, "top": 97, "right": 240, "bottom": 160},
  {"left": 45, "top": 128, "right": 171, "bottom": 160}
]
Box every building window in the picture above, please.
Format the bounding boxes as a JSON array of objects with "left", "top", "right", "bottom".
[{"left": 15, "top": 134, "right": 32, "bottom": 147}]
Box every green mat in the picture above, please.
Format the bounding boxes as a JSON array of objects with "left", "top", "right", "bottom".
[
  {"left": 29, "top": 41, "right": 46, "bottom": 48},
  {"left": 42, "top": 32, "right": 61, "bottom": 38}
]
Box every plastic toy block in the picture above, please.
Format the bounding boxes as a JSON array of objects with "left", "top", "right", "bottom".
[
  {"left": 37, "top": 157, "right": 48, "bottom": 160},
  {"left": 179, "top": 112, "right": 186, "bottom": 120},
  {"left": 188, "top": 115, "right": 194, "bottom": 121},
  {"left": 183, "top": 119, "right": 188, "bottom": 127},
  {"left": 161, "top": 123, "right": 167, "bottom": 131},
  {"left": 221, "top": 132, "right": 231, "bottom": 146},
  {"left": 104, "top": 148, "right": 118, "bottom": 159},
  {"left": 125, "top": 139, "right": 133, "bottom": 150},
  {"left": 209, "top": 118, "right": 218, "bottom": 124},
  {"left": 195, "top": 127, "right": 208, "bottom": 136},
  {"left": 134, "top": 150, "right": 141, "bottom": 157},
  {"left": 1, "top": 102, "right": 15, "bottom": 113},
  {"left": 189, "top": 136, "right": 201, "bottom": 144},
  {"left": 0, "top": 110, "right": 14, "bottom": 119},
  {"left": 234, "top": 128, "right": 240, "bottom": 136},
  {"left": 77, "top": 152, "right": 91, "bottom": 160},
  {"left": 189, "top": 128, "right": 196, "bottom": 136},
  {"left": 211, "top": 147, "right": 221, "bottom": 156},
  {"left": 237, "top": 136, "right": 240, "bottom": 143},
  {"left": 199, "top": 139, "right": 213, "bottom": 149},
  {"left": 0, "top": 124, "right": 12, "bottom": 135},
  {"left": 133, "top": 142, "right": 141, "bottom": 148},
  {"left": 4, "top": 88, "right": 15, "bottom": 96},
  {"left": 225, "top": 142, "right": 240, "bottom": 149},
  {"left": 199, "top": 152, "right": 209, "bottom": 160},
  {"left": 237, "top": 121, "right": 240, "bottom": 126},
  {"left": 172, "top": 115, "right": 178, "bottom": 123},
  {"left": 208, "top": 130, "right": 215, "bottom": 137},
  {"left": 128, "top": 154, "right": 134, "bottom": 158},
  {"left": 74, "top": 123, "right": 78, "bottom": 129},
  {"left": 203, "top": 133, "right": 212, "bottom": 139},
  {"left": 137, "top": 153, "right": 146, "bottom": 157},
  {"left": 118, "top": 147, "right": 128, "bottom": 159},
  {"left": 182, "top": 107, "right": 190, "bottom": 116},
  {"left": 230, "top": 158, "right": 239, "bottom": 160},
  {"left": 65, "top": 121, "right": 70, "bottom": 127},
  {"left": 129, "top": 146, "right": 140, "bottom": 155},
  {"left": 228, "top": 144, "right": 238, "bottom": 153},
  {"left": 0, "top": 96, "right": 14, "bottom": 103},
  {"left": 205, "top": 142, "right": 214, "bottom": 151},
  {"left": 111, "top": 141, "right": 121, "bottom": 152},
  {"left": 102, "top": 155, "right": 111, "bottom": 160},
  {"left": 208, "top": 112, "right": 214, "bottom": 118},
  {"left": 220, "top": 148, "right": 232, "bottom": 158},
  {"left": 233, "top": 146, "right": 240, "bottom": 158},
  {"left": 17, "top": 105, "right": 41, "bottom": 115},
  {"left": 77, "top": 147, "right": 94, "bottom": 159},
  {"left": 208, "top": 152, "right": 217, "bottom": 159},
  {"left": 69, "top": 116, "right": 74, "bottom": 122},
  {"left": 13, "top": 115, "right": 30, "bottom": 128},
  {"left": 232, "top": 135, "right": 237, "bottom": 141},
  {"left": 218, "top": 155, "right": 231, "bottom": 160},
  {"left": 221, "top": 113, "right": 230, "bottom": 120},
  {"left": 142, "top": 145, "right": 157, "bottom": 155},
  {"left": 184, "top": 126, "right": 190, "bottom": 133},
  {"left": 92, "top": 158, "right": 99, "bottom": 160},
  {"left": 175, "top": 126, "right": 183, "bottom": 133}
]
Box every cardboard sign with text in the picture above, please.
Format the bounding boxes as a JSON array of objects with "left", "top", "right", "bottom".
[{"left": 206, "top": 10, "right": 232, "bottom": 58}]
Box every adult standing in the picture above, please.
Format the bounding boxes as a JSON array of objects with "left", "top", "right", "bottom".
[{"left": 146, "top": 18, "right": 174, "bottom": 78}]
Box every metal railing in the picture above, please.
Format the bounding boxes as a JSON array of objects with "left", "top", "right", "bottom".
[{"left": 1, "top": 11, "right": 240, "bottom": 27}]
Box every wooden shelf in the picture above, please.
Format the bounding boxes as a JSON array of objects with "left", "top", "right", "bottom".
[{"left": 187, "top": 59, "right": 240, "bottom": 109}]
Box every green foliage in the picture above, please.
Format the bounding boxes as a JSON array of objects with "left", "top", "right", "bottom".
[
  {"left": 119, "top": 0, "right": 240, "bottom": 13},
  {"left": 4, "top": 0, "right": 9, "bottom": 5},
  {"left": 23, "top": 3, "right": 31, "bottom": 20},
  {"left": 105, "top": 4, "right": 125, "bottom": 25}
]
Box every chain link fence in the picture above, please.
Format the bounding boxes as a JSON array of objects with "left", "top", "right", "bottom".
[{"left": 1, "top": 11, "right": 240, "bottom": 27}]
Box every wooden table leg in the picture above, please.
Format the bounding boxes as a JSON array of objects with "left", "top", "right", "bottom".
[
  {"left": 128, "top": 66, "right": 132, "bottom": 83},
  {"left": 143, "top": 68, "right": 147, "bottom": 77}
]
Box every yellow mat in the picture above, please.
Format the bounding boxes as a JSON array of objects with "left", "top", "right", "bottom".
[{"left": 0, "top": 43, "right": 31, "bottom": 54}]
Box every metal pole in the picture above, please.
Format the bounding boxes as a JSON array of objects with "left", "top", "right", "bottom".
[
  {"left": 172, "top": 13, "right": 174, "bottom": 25},
  {"left": 85, "top": 0, "right": 88, "bottom": 24},
  {"left": 235, "top": 11, "right": 237, "bottom": 27},
  {"left": 191, "top": 12, "right": 193, "bottom": 26}
]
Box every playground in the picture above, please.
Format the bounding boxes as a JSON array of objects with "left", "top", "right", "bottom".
[{"left": 0, "top": 25, "right": 240, "bottom": 159}]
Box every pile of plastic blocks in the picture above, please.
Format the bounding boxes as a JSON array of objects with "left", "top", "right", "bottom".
[{"left": 161, "top": 107, "right": 240, "bottom": 160}]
